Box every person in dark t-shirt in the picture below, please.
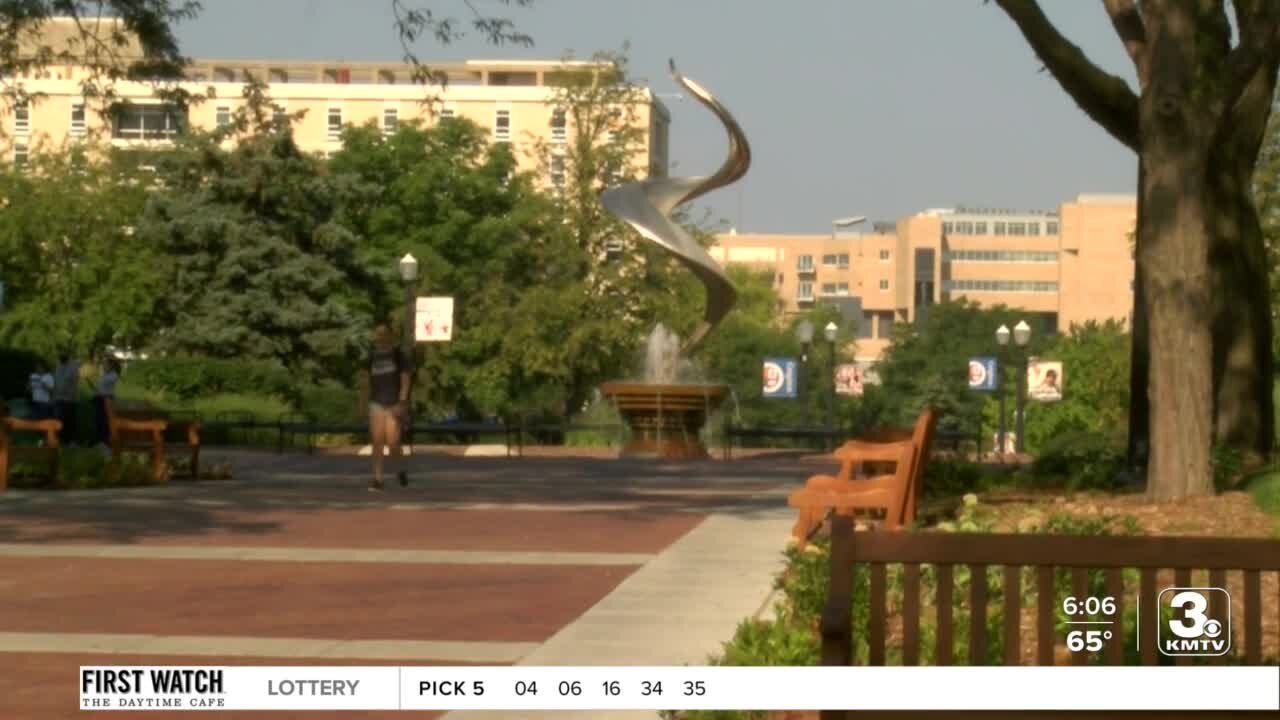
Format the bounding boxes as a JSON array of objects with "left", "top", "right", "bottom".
[{"left": 359, "top": 323, "right": 411, "bottom": 491}]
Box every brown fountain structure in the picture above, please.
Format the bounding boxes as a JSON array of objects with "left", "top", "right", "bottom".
[{"left": 597, "top": 61, "right": 749, "bottom": 460}]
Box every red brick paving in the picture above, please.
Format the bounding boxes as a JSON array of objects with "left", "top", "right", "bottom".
[
  {"left": 3, "top": 653, "right": 469, "bottom": 719},
  {"left": 0, "top": 557, "right": 636, "bottom": 642},
  {"left": 0, "top": 508, "right": 706, "bottom": 554}
]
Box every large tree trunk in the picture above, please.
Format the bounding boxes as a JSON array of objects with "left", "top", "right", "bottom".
[
  {"left": 1128, "top": 160, "right": 1149, "bottom": 472},
  {"left": 1141, "top": 139, "right": 1215, "bottom": 499}
]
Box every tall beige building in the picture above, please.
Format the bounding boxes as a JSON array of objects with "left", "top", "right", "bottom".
[
  {"left": 1, "top": 18, "right": 671, "bottom": 180},
  {"left": 711, "top": 194, "right": 1136, "bottom": 364}
]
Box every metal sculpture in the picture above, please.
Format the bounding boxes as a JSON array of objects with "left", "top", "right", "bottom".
[{"left": 599, "top": 59, "right": 751, "bottom": 355}]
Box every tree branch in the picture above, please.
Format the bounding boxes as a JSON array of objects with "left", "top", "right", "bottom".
[
  {"left": 1221, "top": 0, "right": 1280, "bottom": 124},
  {"left": 1102, "top": 0, "right": 1148, "bottom": 86},
  {"left": 993, "top": 0, "right": 1140, "bottom": 151}
]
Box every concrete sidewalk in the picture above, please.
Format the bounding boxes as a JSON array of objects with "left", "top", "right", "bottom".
[{"left": 442, "top": 509, "right": 794, "bottom": 720}]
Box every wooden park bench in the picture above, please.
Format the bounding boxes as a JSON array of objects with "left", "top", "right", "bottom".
[
  {"left": 787, "top": 407, "right": 937, "bottom": 546},
  {"left": 818, "top": 517, "right": 1280, "bottom": 718},
  {"left": 106, "top": 399, "right": 201, "bottom": 482},
  {"left": 0, "top": 416, "right": 62, "bottom": 491}
]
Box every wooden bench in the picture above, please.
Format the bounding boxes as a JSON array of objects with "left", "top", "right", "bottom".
[
  {"left": 0, "top": 416, "right": 62, "bottom": 491},
  {"left": 787, "top": 407, "right": 937, "bottom": 545},
  {"left": 819, "top": 518, "right": 1280, "bottom": 718},
  {"left": 105, "top": 399, "right": 201, "bottom": 482}
]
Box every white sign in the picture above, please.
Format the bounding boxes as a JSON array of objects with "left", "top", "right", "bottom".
[
  {"left": 1027, "top": 359, "right": 1063, "bottom": 402},
  {"left": 415, "top": 297, "right": 454, "bottom": 343}
]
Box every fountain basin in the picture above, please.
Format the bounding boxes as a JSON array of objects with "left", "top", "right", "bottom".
[{"left": 599, "top": 381, "right": 729, "bottom": 459}]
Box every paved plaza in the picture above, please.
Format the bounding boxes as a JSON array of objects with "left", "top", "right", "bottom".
[{"left": 0, "top": 450, "right": 803, "bottom": 719}]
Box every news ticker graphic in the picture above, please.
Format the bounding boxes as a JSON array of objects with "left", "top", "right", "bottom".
[{"left": 81, "top": 665, "right": 1280, "bottom": 711}]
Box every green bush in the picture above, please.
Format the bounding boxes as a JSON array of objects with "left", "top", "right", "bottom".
[
  {"left": 923, "top": 458, "right": 984, "bottom": 498},
  {"left": 0, "top": 346, "right": 46, "bottom": 400},
  {"left": 1031, "top": 431, "right": 1128, "bottom": 490},
  {"left": 299, "top": 382, "right": 359, "bottom": 423},
  {"left": 125, "top": 357, "right": 296, "bottom": 403}
]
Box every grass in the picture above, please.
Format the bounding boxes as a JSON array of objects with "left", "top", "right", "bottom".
[{"left": 1245, "top": 466, "right": 1280, "bottom": 535}]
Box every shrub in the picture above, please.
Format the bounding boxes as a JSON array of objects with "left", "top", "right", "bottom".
[
  {"left": 299, "top": 382, "right": 360, "bottom": 423},
  {"left": 125, "top": 357, "right": 296, "bottom": 403},
  {"left": 1032, "top": 431, "right": 1128, "bottom": 490},
  {"left": 0, "top": 346, "right": 45, "bottom": 400},
  {"left": 923, "top": 458, "right": 984, "bottom": 498}
]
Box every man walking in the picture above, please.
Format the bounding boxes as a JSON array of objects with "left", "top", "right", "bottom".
[{"left": 54, "top": 352, "right": 81, "bottom": 446}]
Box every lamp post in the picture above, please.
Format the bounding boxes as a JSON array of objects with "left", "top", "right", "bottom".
[
  {"left": 995, "top": 324, "right": 1010, "bottom": 454},
  {"left": 795, "top": 319, "right": 814, "bottom": 429},
  {"left": 1012, "top": 320, "right": 1031, "bottom": 454},
  {"left": 399, "top": 253, "right": 418, "bottom": 448},
  {"left": 824, "top": 321, "right": 838, "bottom": 449}
]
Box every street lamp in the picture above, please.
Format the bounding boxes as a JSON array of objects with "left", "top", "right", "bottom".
[
  {"left": 995, "top": 325, "right": 1010, "bottom": 454},
  {"left": 399, "top": 253, "right": 418, "bottom": 446},
  {"left": 824, "top": 321, "right": 838, "bottom": 448},
  {"left": 1013, "top": 320, "right": 1031, "bottom": 454},
  {"left": 796, "top": 319, "right": 814, "bottom": 429}
]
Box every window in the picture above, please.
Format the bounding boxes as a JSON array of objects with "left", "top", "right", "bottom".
[
  {"left": 821, "top": 282, "right": 838, "bottom": 296},
  {"left": 879, "top": 279, "right": 889, "bottom": 291},
  {"left": 974, "top": 221, "right": 988, "bottom": 234},
  {"left": 268, "top": 68, "right": 289, "bottom": 83},
  {"left": 837, "top": 253, "right": 849, "bottom": 268},
  {"left": 327, "top": 107, "right": 342, "bottom": 139},
  {"left": 383, "top": 107, "right": 399, "bottom": 136},
  {"left": 494, "top": 109, "right": 511, "bottom": 142},
  {"left": 942, "top": 279, "right": 1059, "bottom": 293},
  {"left": 550, "top": 154, "right": 565, "bottom": 188},
  {"left": 550, "top": 109, "right": 566, "bottom": 143},
  {"left": 879, "top": 249, "right": 891, "bottom": 262},
  {"left": 1027, "top": 222, "right": 1041, "bottom": 236},
  {"left": 956, "top": 221, "right": 974, "bottom": 234},
  {"left": 215, "top": 105, "right": 232, "bottom": 129},
  {"left": 798, "top": 282, "right": 814, "bottom": 301},
  {"left": 822, "top": 254, "right": 839, "bottom": 266},
  {"left": 1046, "top": 221, "right": 1060, "bottom": 235},
  {"left": 797, "top": 254, "right": 814, "bottom": 272},
  {"left": 1007, "top": 221, "right": 1027, "bottom": 234},
  {"left": 942, "top": 221, "right": 954, "bottom": 234},
  {"left": 439, "top": 108, "right": 455, "bottom": 123},
  {"left": 13, "top": 143, "right": 28, "bottom": 167},
  {"left": 943, "top": 249, "right": 1059, "bottom": 263},
  {"left": 111, "top": 103, "right": 184, "bottom": 140},
  {"left": 836, "top": 282, "right": 849, "bottom": 295},
  {"left": 70, "top": 102, "right": 86, "bottom": 136},
  {"left": 13, "top": 100, "right": 29, "bottom": 134},
  {"left": 993, "top": 222, "right": 1007, "bottom": 236}
]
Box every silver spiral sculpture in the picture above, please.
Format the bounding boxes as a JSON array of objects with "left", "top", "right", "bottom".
[{"left": 599, "top": 59, "right": 751, "bottom": 355}]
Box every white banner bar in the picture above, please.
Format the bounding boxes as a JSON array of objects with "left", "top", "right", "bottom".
[{"left": 81, "top": 665, "right": 1280, "bottom": 711}]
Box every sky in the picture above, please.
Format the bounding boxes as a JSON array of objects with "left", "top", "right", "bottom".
[{"left": 174, "top": 0, "right": 1139, "bottom": 234}]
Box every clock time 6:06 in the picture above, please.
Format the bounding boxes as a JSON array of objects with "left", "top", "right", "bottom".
[{"left": 1062, "top": 596, "right": 1116, "bottom": 616}]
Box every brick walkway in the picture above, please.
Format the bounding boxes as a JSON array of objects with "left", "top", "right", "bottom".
[{"left": 0, "top": 451, "right": 799, "bottom": 719}]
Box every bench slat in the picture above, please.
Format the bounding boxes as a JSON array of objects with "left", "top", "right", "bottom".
[
  {"left": 1209, "top": 569, "right": 1226, "bottom": 665},
  {"left": 969, "top": 564, "right": 988, "bottom": 665},
  {"left": 1003, "top": 565, "right": 1020, "bottom": 665},
  {"left": 1244, "top": 569, "right": 1261, "bottom": 665},
  {"left": 936, "top": 564, "right": 953, "bottom": 666},
  {"left": 902, "top": 565, "right": 920, "bottom": 666},
  {"left": 1174, "top": 568, "right": 1192, "bottom": 666},
  {"left": 1139, "top": 568, "right": 1157, "bottom": 665},
  {"left": 1071, "top": 568, "right": 1088, "bottom": 666},
  {"left": 1036, "top": 566, "right": 1054, "bottom": 665},
  {"left": 869, "top": 563, "right": 886, "bottom": 666},
  {"left": 1104, "top": 569, "right": 1124, "bottom": 665}
]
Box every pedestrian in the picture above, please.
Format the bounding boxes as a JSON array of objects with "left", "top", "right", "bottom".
[
  {"left": 359, "top": 323, "right": 411, "bottom": 492},
  {"left": 93, "top": 357, "right": 121, "bottom": 451},
  {"left": 28, "top": 361, "right": 54, "bottom": 421},
  {"left": 53, "top": 352, "right": 82, "bottom": 446}
]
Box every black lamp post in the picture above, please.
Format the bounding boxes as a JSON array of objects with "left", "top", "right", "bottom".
[
  {"left": 796, "top": 319, "right": 813, "bottom": 429},
  {"left": 824, "top": 320, "right": 838, "bottom": 449},
  {"left": 1012, "top": 320, "right": 1031, "bottom": 454},
  {"left": 995, "top": 324, "right": 1010, "bottom": 454},
  {"left": 399, "top": 253, "right": 418, "bottom": 446}
]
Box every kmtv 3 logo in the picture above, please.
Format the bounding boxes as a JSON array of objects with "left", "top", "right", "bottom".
[{"left": 1158, "top": 587, "right": 1231, "bottom": 657}]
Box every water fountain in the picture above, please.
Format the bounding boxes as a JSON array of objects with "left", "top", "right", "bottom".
[{"left": 597, "top": 61, "right": 750, "bottom": 459}]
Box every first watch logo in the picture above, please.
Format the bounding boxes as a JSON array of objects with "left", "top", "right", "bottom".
[{"left": 1158, "top": 587, "right": 1232, "bottom": 657}]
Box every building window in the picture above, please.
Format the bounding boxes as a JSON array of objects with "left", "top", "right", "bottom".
[
  {"left": 822, "top": 254, "right": 839, "bottom": 266},
  {"left": 111, "top": 103, "right": 184, "bottom": 140},
  {"left": 550, "top": 153, "right": 565, "bottom": 188},
  {"left": 1046, "top": 221, "right": 1060, "bottom": 235},
  {"left": 797, "top": 281, "right": 814, "bottom": 301},
  {"left": 821, "top": 283, "right": 837, "bottom": 296},
  {"left": 439, "top": 108, "right": 455, "bottom": 123},
  {"left": 327, "top": 107, "right": 342, "bottom": 139},
  {"left": 974, "top": 221, "right": 988, "bottom": 234},
  {"left": 268, "top": 68, "right": 289, "bottom": 83},
  {"left": 993, "top": 222, "right": 1007, "bottom": 236},
  {"left": 836, "top": 282, "right": 849, "bottom": 295},
  {"left": 956, "top": 221, "right": 974, "bottom": 234},
  {"left": 943, "top": 250, "right": 1059, "bottom": 263},
  {"left": 1007, "top": 221, "right": 1027, "bottom": 234},
  {"left": 879, "top": 279, "right": 889, "bottom": 291},
  {"left": 70, "top": 102, "right": 86, "bottom": 136},
  {"left": 942, "top": 221, "right": 954, "bottom": 234},
  {"left": 797, "top": 254, "right": 814, "bottom": 272},
  {"left": 13, "top": 100, "right": 30, "bottom": 135},
  {"left": 943, "top": 279, "right": 1059, "bottom": 293},
  {"left": 1027, "top": 222, "right": 1041, "bottom": 236},
  {"left": 550, "top": 109, "right": 566, "bottom": 143},
  {"left": 13, "top": 143, "right": 28, "bottom": 167},
  {"left": 837, "top": 253, "right": 849, "bottom": 268},
  {"left": 383, "top": 107, "right": 399, "bottom": 136},
  {"left": 879, "top": 249, "right": 891, "bottom": 262},
  {"left": 215, "top": 105, "right": 232, "bottom": 129},
  {"left": 494, "top": 109, "right": 511, "bottom": 142}
]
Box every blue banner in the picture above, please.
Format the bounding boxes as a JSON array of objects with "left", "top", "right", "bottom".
[
  {"left": 762, "top": 358, "right": 798, "bottom": 399},
  {"left": 968, "top": 356, "right": 998, "bottom": 391}
]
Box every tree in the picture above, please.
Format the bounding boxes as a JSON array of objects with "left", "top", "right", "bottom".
[{"left": 993, "top": 0, "right": 1280, "bottom": 498}]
